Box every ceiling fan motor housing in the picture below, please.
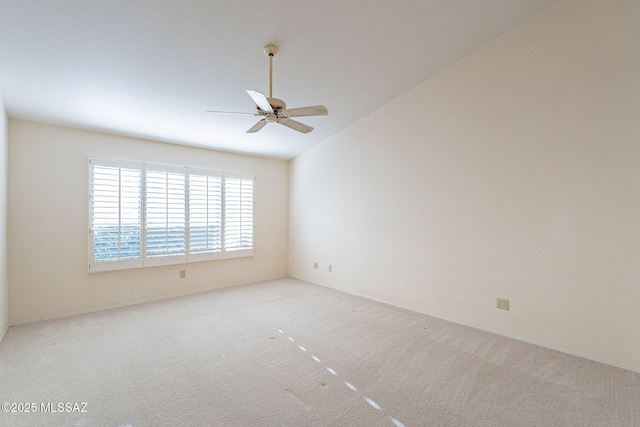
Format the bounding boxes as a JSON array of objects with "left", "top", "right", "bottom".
[
  {"left": 264, "top": 113, "right": 278, "bottom": 123},
  {"left": 267, "top": 97, "right": 286, "bottom": 110}
]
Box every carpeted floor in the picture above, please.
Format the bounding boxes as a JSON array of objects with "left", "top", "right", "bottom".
[{"left": 1, "top": 277, "right": 639, "bottom": 426}]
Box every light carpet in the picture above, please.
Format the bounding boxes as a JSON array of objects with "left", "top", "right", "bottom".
[{"left": 1, "top": 277, "right": 639, "bottom": 426}]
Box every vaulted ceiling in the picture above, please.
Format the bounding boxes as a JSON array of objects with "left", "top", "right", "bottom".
[{"left": 0, "top": 0, "right": 559, "bottom": 159}]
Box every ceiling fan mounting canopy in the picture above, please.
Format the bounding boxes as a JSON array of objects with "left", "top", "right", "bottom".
[
  {"left": 206, "top": 44, "right": 329, "bottom": 134},
  {"left": 264, "top": 44, "right": 278, "bottom": 57}
]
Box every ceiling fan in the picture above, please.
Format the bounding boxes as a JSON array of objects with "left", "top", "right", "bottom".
[{"left": 207, "top": 44, "right": 328, "bottom": 134}]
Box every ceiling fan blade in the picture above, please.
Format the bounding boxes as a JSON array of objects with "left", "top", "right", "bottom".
[
  {"left": 206, "top": 110, "right": 259, "bottom": 116},
  {"left": 246, "top": 90, "right": 274, "bottom": 113},
  {"left": 277, "top": 117, "right": 314, "bottom": 134},
  {"left": 280, "top": 105, "right": 329, "bottom": 118},
  {"left": 246, "top": 119, "right": 267, "bottom": 133}
]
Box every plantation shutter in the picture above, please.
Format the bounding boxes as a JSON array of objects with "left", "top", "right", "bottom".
[
  {"left": 188, "top": 169, "right": 223, "bottom": 261},
  {"left": 89, "top": 157, "right": 143, "bottom": 272},
  {"left": 224, "top": 172, "right": 254, "bottom": 257},
  {"left": 145, "top": 164, "right": 187, "bottom": 266},
  {"left": 89, "top": 157, "right": 255, "bottom": 272}
]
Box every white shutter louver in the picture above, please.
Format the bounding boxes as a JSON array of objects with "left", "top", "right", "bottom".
[
  {"left": 224, "top": 174, "right": 254, "bottom": 257},
  {"left": 89, "top": 157, "right": 143, "bottom": 272},
  {"left": 188, "top": 170, "right": 223, "bottom": 260},
  {"left": 145, "top": 165, "right": 187, "bottom": 265}
]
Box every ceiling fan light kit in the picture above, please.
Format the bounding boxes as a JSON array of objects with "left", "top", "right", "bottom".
[{"left": 207, "top": 44, "right": 329, "bottom": 134}]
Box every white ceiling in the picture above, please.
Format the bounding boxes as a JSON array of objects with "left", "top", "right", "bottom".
[{"left": 0, "top": 0, "right": 559, "bottom": 160}]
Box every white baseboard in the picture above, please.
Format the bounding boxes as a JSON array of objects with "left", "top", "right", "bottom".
[
  {"left": 0, "top": 321, "right": 8, "bottom": 345},
  {"left": 9, "top": 275, "right": 289, "bottom": 327},
  {"left": 293, "top": 276, "right": 640, "bottom": 375}
]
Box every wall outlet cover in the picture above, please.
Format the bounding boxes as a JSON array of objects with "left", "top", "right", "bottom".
[{"left": 497, "top": 298, "right": 510, "bottom": 311}]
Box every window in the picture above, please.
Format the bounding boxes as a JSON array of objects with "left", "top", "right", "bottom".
[
  {"left": 224, "top": 173, "right": 255, "bottom": 253},
  {"left": 144, "top": 164, "right": 187, "bottom": 266},
  {"left": 188, "top": 169, "right": 223, "bottom": 261},
  {"left": 89, "top": 156, "right": 254, "bottom": 273},
  {"left": 89, "top": 158, "right": 144, "bottom": 271}
]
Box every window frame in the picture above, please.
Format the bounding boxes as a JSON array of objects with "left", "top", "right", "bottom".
[
  {"left": 187, "top": 167, "right": 225, "bottom": 263},
  {"left": 88, "top": 157, "right": 144, "bottom": 273},
  {"left": 143, "top": 163, "right": 188, "bottom": 267},
  {"left": 223, "top": 171, "right": 256, "bottom": 259},
  {"left": 88, "top": 156, "right": 255, "bottom": 273}
]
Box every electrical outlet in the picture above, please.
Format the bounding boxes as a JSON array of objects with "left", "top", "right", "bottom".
[
  {"left": 313, "top": 262, "right": 318, "bottom": 269},
  {"left": 180, "top": 270, "right": 186, "bottom": 279},
  {"left": 497, "top": 298, "right": 509, "bottom": 311},
  {"left": 328, "top": 265, "right": 333, "bottom": 272}
]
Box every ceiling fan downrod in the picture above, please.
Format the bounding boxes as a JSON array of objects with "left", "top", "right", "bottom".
[{"left": 264, "top": 44, "right": 278, "bottom": 98}]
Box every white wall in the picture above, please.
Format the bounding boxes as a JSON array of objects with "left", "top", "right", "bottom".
[
  {"left": 8, "top": 120, "right": 289, "bottom": 323},
  {"left": 290, "top": 0, "right": 640, "bottom": 371},
  {"left": 0, "top": 91, "right": 8, "bottom": 341}
]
